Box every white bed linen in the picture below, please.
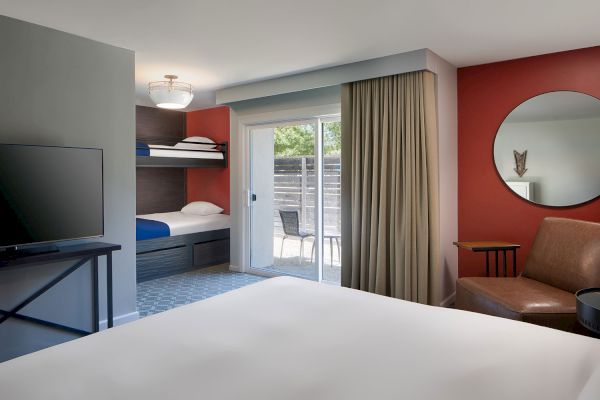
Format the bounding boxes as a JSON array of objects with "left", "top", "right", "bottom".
[
  {"left": 148, "top": 144, "right": 224, "bottom": 159},
  {"left": 1, "top": 277, "right": 599, "bottom": 400},
  {"left": 137, "top": 211, "right": 230, "bottom": 236}
]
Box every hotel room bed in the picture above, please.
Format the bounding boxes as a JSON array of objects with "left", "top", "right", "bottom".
[
  {"left": 137, "top": 144, "right": 225, "bottom": 159},
  {"left": 135, "top": 136, "right": 227, "bottom": 168},
  {"left": 1, "top": 277, "right": 599, "bottom": 400},
  {"left": 136, "top": 210, "right": 230, "bottom": 282},
  {"left": 136, "top": 212, "right": 231, "bottom": 240}
]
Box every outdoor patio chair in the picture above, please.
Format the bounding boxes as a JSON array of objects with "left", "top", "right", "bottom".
[{"left": 278, "top": 210, "right": 315, "bottom": 264}]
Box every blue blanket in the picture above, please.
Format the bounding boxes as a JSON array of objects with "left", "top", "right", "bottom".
[
  {"left": 136, "top": 218, "right": 170, "bottom": 240},
  {"left": 136, "top": 142, "right": 150, "bottom": 156}
]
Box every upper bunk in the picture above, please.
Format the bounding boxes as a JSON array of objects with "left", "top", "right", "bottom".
[
  {"left": 136, "top": 137, "right": 228, "bottom": 168},
  {"left": 135, "top": 105, "right": 227, "bottom": 168}
]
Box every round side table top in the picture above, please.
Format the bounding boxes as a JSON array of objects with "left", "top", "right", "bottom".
[{"left": 576, "top": 288, "right": 600, "bottom": 335}]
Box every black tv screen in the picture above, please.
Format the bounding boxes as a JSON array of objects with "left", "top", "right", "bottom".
[{"left": 0, "top": 144, "right": 103, "bottom": 248}]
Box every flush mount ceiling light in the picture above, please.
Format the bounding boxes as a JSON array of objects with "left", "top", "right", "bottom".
[{"left": 148, "top": 75, "right": 193, "bottom": 110}]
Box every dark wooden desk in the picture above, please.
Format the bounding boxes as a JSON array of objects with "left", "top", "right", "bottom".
[
  {"left": 0, "top": 242, "right": 121, "bottom": 335},
  {"left": 453, "top": 241, "right": 520, "bottom": 277}
]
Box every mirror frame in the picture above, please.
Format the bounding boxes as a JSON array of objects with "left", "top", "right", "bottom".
[{"left": 492, "top": 90, "right": 600, "bottom": 208}]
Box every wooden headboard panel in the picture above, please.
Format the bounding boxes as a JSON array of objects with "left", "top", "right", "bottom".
[
  {"left": 136, "top": 105, "right": 187, "bottom": 214},
  {"left": 136, "top": 105, "right": 185, "bottom": 141},
  {"left": 136, "top": 168, "right": 186, "bottom": 214}
]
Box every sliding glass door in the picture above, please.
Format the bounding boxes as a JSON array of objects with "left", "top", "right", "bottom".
[{"left": 249, "top": 117, "right": 341, "bottom": 284}]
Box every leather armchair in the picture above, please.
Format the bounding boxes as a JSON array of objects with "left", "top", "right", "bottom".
[{"left": 456, "top": 217, "right": 600, "bottom": 331}]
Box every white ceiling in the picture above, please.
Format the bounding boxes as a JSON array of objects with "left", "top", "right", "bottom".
[{"left": 2, "top": 0, "right": 600, "bottom": 110}]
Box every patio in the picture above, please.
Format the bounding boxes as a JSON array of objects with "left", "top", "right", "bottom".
[
  {"left": 250, "top": 153, "right": 342, "bottom": 283},
  {"left": 261, "top": 234, "right": 341, "bottom": 283}
]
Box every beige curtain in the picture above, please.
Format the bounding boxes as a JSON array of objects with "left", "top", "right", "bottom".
[{"left": 340, "top": 71, "right": 440, "bottom": 305}]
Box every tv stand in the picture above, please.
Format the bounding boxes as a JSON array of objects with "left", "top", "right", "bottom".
[{"left": 0, "top": 242, "right": 121, "bottom": 336}]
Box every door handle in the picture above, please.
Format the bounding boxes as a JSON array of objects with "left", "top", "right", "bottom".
[{"left": 251, "top": 193, "right": 257, "bottom": 202}]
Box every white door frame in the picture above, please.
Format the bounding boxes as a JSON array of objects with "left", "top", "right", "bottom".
[{"left": 235, "top": 104, "right": 340, "bottom": 281}]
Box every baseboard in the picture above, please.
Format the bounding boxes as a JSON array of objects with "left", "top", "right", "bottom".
[
  {"left": 99, "top": 311, "right": 139, "bottom": 331},
  {"left": 440, "top": 291, "right": 456, "bottom": 308},
  {"left": 228, "top": 264, "right": 242, "bottom": 272}
]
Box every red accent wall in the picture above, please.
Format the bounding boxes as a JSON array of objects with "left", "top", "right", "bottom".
[
  {"left": 457, "top": 46, "right": 600, "bottom": 277},
  {"left": 186, "top": 106, "right": 230, "bottom": 214}
]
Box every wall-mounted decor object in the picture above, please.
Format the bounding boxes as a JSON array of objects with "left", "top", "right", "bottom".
[
  {"left": 493, "top": 91, "right": 600, "bottom": 207},
  {"left": 148, "top": 75, "right": 193, "bottom": 109},
  {"left": 513, "top": 150, "right": 527, "bottom": 177}
]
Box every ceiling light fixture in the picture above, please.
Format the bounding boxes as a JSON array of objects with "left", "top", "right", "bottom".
[{"left": 148, "top": 75, "right": 193, "bottom": 110}]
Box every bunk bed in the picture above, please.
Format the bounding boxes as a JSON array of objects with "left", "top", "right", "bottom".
[
  {"left": 136, "top": 134, "right": 230, "bottom": 283},
  {"left": 136, "top": 136, "right": 227, "bottom": 168}
]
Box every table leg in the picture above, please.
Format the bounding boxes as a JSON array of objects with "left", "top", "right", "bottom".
[
  {"left": 513, "top": 249, "right": 517, "bottom": 277},
  {"left": 485, "top": 251, "right": 490, "bottom": 277},
  {"left": 503, "top": 250, "right": 507, "bottom": 277},
  {"left": 107, "top": 253, "right": 113, "bottom": 329},
  {"left": 92, "top": 256, "right": 99, "bottom": 333},
  {"left": 495, "top": 251, "right": 499, "bottom": 277}
]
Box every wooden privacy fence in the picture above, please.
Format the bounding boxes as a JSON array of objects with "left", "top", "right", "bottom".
[{"left": 274, "top": 156, "right": 341, "bottom": 236}]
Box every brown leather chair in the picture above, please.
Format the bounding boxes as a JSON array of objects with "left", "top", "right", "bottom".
[{"left": 456, "top": 217, "right": 600, "bottom": 331}]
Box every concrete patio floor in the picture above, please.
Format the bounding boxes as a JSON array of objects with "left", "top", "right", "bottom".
[{"left": 258, "top": 235, "right": 341, "bottom": 284}]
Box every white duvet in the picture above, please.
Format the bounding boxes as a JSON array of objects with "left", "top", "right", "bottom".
[
  {"left": 137, "top": 212, "right": 230, "bottom": 236},
  {"left": 1, "top": 277, "right": 599, "bottom": 399}
]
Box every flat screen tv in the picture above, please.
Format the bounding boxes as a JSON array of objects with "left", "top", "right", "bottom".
[{"left": 0, "top": 144, "right": 104, "bottom": 250}]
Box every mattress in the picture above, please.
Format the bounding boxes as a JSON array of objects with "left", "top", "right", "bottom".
[
  {"left": 148, "top": 144, "right": 224, "bottom": 159},
  {"left": 136, "top": 218, "right": 170, "bottom": 240},
  {"left": 1, "top": 277, "right": 599, "bottom": 400},
  {"left": 136, "top": 212, "right": 230, "bottom": 238}
]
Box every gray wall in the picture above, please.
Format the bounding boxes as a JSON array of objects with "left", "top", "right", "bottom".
[
  {"left": 217, "top": 49, "right": 427, "bottom": 104},
  {"left": 426, "top": 50, "right": 458, "bottom": 306},
  {"left": 0, "top": 16, "right": 136, "bottom": 362},
  {"left": 230, "top": 85, "right": 341, "bottom": 117}
]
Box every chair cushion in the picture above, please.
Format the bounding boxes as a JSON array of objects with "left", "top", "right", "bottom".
[
  {"left": 456, "top": 277, "right": 577, "bottom": 331},
  {"left": 522, "top": 217, "right": 600, "bottom": 293}
]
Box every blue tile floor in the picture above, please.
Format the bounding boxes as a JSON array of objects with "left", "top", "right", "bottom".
[{"left": 136, "top": 264, "right": 267, "bottom": 317}]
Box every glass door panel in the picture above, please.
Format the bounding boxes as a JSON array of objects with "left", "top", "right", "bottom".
[
  {"left": 321, "top": 119, "right": 342, "bottom": 284},
  {"left": 250, "top": 122, "right": 319, "bottom": 281}
]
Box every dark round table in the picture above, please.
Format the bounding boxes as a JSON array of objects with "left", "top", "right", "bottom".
[{"left": 576, "top": 288, "right": 600, "bottom": 336}]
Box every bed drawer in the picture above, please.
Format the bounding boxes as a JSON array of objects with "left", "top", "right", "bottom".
[
  {"left": 193, "top": 239, "right": 230, "bottom": 267},
  {"left": 137, "top": 246, "right": 191, "bottom": 282}
]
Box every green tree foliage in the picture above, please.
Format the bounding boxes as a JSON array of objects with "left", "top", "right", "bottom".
[
  {"left": 273, "top": 121, "right": 341, "bottom": 157},
  {"left": 323, "top": 121, "right": 341, "bottom": 156}
]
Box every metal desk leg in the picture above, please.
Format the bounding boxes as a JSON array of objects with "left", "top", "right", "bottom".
[
  {"left": 513, "top": 249, "right": 517, "bottom": 277},
  {"left": 495, "top": 251, "right": 499, "bottom": 277},
  {"left": 0, "top": 257, "right": 90, "bottom": 326},
  {"left": 485, "top": 251, "right": 490, "bottom": 277},
  {"left": 92, "top": 256, "right": 99, "bottom": 333},
  {"left": 107, "top": 253, "right": 113, "bottom": 329}
]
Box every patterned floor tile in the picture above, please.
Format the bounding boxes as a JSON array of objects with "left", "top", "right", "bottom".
[{"left": 136, "top": 265, "right": 267, "bottom": 318}]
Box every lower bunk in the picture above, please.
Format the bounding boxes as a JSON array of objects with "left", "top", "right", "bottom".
[{"left": 137, "top": 229, "right": 230, "bottom": 283}]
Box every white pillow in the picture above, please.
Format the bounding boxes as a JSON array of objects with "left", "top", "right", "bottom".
[
  {"left": 181, "top": 201, "right": 223, "bottom": 216},
  {"left": 175, "top": 136, "right": 216, "bottom": 150}
]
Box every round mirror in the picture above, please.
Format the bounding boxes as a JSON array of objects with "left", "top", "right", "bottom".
[{"left": 494, "top": 91, "right": 600, "bottom": 207}]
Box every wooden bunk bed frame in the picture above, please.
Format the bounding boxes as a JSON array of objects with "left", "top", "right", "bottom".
[{"left": 135, "top": 105, "right": 230, "bottom": 283}]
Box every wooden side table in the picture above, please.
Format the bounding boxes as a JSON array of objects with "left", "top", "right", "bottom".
[{"left": 454, "top": 241, "right": 520, "bottom": 277}]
